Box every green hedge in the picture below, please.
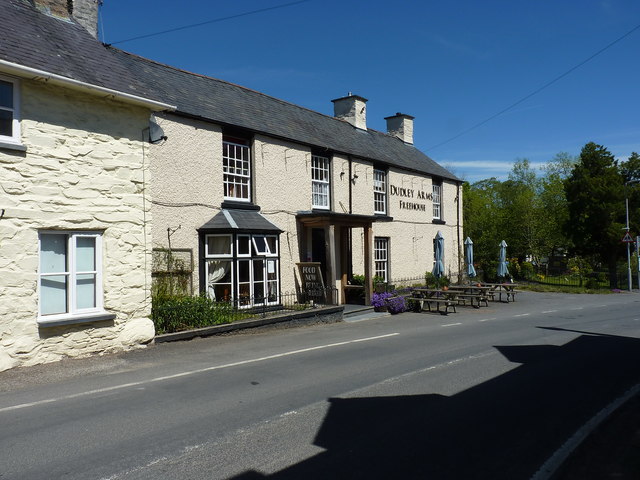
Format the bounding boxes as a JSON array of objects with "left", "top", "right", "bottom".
[{"left": 152, "top": 294, "right": 249, "bottom": 334}]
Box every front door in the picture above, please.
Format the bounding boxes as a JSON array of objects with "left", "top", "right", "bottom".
[{"left": 311, "top": 228, "right": 327, "bottom": 286}]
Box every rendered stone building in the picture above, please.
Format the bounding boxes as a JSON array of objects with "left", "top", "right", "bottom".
[
  {"left": 0, "top": 0, "right": 173, "bottom": 370},
  {"left": 110, "top": 50, "right": 463, "bottom": 306}
]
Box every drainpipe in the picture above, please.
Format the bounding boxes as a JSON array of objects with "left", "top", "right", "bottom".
[
  {"left": 348, "top": 156, "right": 353, "bottom": 281},
  {"left": 456, "top": 182, "right": 462, "bottom": 281}
]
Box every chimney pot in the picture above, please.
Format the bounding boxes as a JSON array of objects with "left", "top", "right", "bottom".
[
  {"left": 385, "top": 112, "right": 415, "bottom": 144},
  {"left": 33, "top": 0, "right": 100, "bottom": 38},
  {"left": 331, "top": 94, "right": 368, "bottom": 130}
]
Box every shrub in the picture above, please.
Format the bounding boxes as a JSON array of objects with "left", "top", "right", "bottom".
[
  {"left": 152, "top": 293, "right": 248, "bottom": 334},
  {"left": 520, "top": 261, "right": 534, "bottom": 278},
  {"left": 351, "top": 274, "right": 365, "bottom": 286},
  {"left": 584, "top": 277, "right": 600, "bottom": 290},
  {"left": 424, "top": 272, "right": 436, "bottom": 287}
]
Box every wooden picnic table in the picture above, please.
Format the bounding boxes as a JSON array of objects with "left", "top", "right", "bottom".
[
  {"left": 480, "top": 283, "right": 520, "bottom": 302},
  {"left": 411, "top": 288, "right": 458, "bottom": 314},
  {"left": 446, "top": 285, "right": 491, "bottom": 308}
]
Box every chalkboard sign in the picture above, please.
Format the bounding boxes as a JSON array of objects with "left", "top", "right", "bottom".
[{"left": 297, "top": 262, "right": 325, "bottom": 290}]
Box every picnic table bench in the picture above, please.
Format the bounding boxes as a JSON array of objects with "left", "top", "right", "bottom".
[
  {"left": 447, "top": 285, "right": 491, "bottom": 308},
  {"left": 411, "top": 288, "right": 458, "bottom": 315},
  {"left": 481, "top": 283, "right": 520, "bottom": 302}
]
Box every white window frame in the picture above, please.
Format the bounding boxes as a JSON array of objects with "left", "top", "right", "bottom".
[
  {"left": 433, "top": 182, "right": 442, "bottom": 220},
  {"left": 0, "top": 75, "right": 22, "bottom": 147},
  {"left": 206, "top": 234, "right": 233, "bottom": 257},
  {"left": 205, "top": 233, "right": 280, "bottom": 307},
  {"left": 374, "top": 237, "right": 389, "bottom": 283},
  {"left": 223, "top": 138, "right": 251, "bottom": 202},
  {"left": 205, "top": 234, "right": 234, "bottom": 302},
  {"left": 373, "top": 168, "right": 387, "bottom": 214},
  {"left": 311, "top": 154, "right": 330, "bottom": 209},
  {"left": 38, "top": 231, "right": 104, "bottom": 324}
]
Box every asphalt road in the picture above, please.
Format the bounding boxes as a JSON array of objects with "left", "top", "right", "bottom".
[{"left": 1, "top": 291, "right": 639, "bottom": 479}]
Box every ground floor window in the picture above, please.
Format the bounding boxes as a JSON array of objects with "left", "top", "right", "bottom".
[
  {"left": 205, "top": 233, "right": 280, "bottom": 307},
  {"left": 374, "top": 237, "right": 389, "bottom": 283},
  {"left": 39, "top": 231, "right": 103, "bottom": 318}
]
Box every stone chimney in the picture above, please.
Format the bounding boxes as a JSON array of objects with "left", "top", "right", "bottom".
[
  {"left": 33, "top": 0, "right": 100, "bottom": 38},
  {"left": 331, "top": 93, "right": 368, "bottom": 130},
  {"left": 385, "top": 112, "right": 414, "bottom": 145}
]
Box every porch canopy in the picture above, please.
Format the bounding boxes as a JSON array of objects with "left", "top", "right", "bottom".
[{"left": 296, "top": 211, "right": 393, "bottom": 305}]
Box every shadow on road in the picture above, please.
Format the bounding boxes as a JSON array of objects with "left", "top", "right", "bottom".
[{"left": 232, "top": 329, "right": 640, "bottom": 479}]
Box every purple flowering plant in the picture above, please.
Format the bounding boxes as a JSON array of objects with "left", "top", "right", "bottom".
[
  {"left": 372, "top": 291, "right": 393, "bottom": 309},
  {"left": 371, "top": 291, "right": 406, "bottom": 314},
  {"left": 386, "top": 294, "right": 406, "bottom": 314}
]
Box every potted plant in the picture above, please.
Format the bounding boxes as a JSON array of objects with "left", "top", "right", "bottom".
[{"left": 372, "top": 291, "right": 392, "bottom": 312}]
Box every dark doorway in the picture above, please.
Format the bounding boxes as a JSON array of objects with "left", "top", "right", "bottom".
[{"left": 311, "top": 228, "right": 327, "bottom": 285}]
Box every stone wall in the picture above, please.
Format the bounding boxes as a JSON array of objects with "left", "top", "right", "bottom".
[{"left": 0, "top": 79, "right": 155, "bottom": 371}]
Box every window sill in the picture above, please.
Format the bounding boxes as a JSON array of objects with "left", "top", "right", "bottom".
[
  {"left": 0, "top": 140, "right": 27, "bottom": 152},
  {"left": 38, "top": 312, "right": 116, "bottom": 328},
  {"left": 432, "top": 219, "right": 446, "bottom": 225}
]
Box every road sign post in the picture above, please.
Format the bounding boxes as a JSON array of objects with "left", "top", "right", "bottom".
[{"left": 622, "top": 232, "right": 634, "bottom": 291}]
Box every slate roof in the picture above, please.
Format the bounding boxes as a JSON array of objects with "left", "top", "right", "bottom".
[
  {"left": 0, "top": 0, "right": 163, "bottom": 104},
  {"left": 199, "top": 209, "right": 283, "bottom": 233},
  {"left": 109, "top": 48, "right": 460, "bottom": 182}
]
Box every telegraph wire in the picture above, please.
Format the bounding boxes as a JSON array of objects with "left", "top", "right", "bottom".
[
  {"left": 107, "top": 0, "right": 312, "bottom": 46},
  {"left": 426, "top": 21, "right": 640, "bottom": 152}
]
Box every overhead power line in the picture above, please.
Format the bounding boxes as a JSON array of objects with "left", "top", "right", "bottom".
[
  {"left": 107, "top": 0, "right": 312, "bottom": 46},
  {"left": 426, "top": 22, "right": 640, "bottom": 152}
]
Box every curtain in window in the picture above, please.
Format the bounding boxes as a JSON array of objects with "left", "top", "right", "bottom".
[{"left": 207, "top": 260, "right": 231, "bottom": 300}]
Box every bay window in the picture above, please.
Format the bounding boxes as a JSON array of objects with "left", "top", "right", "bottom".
[{"left": 205, "top": 233, "right": 280, "bottom": 307}]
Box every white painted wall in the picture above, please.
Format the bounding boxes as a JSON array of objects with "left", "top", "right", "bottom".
[{"left": 0, "top": 80, "right": 155, "bottom": 371}]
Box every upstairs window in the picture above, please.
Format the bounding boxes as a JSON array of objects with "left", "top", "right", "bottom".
[
  {"left": 311, "top": 154, "right": 330, "bottom": 209},
  {"left": 223, "top": 136, "right": 251, "bottom": 201},
  {"left": 373, "top": 168, "right": 387, "bottom": 214},
  {"left": 433, "top": 181, "right": 442, "bottom": 220},
  {"left": 0, "top": 76, "right": 20, "bottom": 145}
]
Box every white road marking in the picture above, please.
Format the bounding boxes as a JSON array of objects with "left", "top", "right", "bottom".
[
  {"left": 532, "top": 383, "right": 640, "bottom": 480},
  {"left": 0, "top": 333, "right": 400, "bottom": 414},
  {"left": 441, "top": 322, "right": 462, "bottom": 327},
  {"left": 514, "top": 313, "right": 530, "bottom": 317},
  {"left": 570, "top": 307, "right": 584, "bottom": 311},
  {"left": 479, "top": 318, "right": 497, "bottom": 322},
  {"left": 542, "top": 310, "right": 557, "bottom": 314}
]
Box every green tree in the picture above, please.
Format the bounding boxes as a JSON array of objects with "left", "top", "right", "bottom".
[
  {"left": 564, "top": 143, "right": 625, "bottom": 287},
  {"left": 502, "top": 158, "right": 543, "bottom": 263},
  {"left": 539, "top": 152, "right": 576, "bottom": 261},
  {"left": 463, "top": 178, "right": 504, "bottom": 272}
]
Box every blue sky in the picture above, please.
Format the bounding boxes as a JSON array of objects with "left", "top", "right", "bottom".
[{"left": 100, "top": 1, "right": 640, "bottom": 183}]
